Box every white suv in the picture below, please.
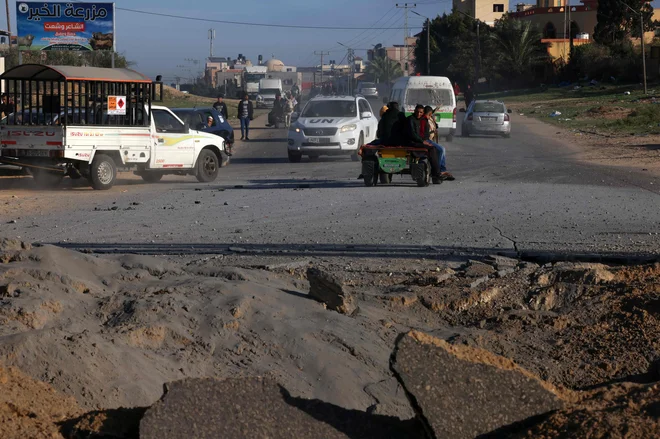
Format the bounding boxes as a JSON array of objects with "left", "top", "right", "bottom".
[{"left": 287, "top": 95, "right": 378, "bottom": 162}]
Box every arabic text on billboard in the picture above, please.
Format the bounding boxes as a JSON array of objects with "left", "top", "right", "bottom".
[{"left": 16, "top": 2, "right": 114, "bottom": 52}]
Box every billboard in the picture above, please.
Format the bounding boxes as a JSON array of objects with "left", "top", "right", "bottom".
[{"left": 16, "top": 2, "right": 115, "bottom": 51}]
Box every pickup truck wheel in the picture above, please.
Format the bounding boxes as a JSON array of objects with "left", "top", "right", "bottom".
[
  {"left": 90, "top": 154, "right": 117, "bottom": 190},
  {"left": 196, "top": 149, "right": 219, "bottom": 182},
  {"left": 141, "top": 173, "right": 163, "bottom": 183},
  {"left": 32, "top": 169, "right": 64, "bottom": 188},
  {"left": 288, "top": 151, "right": 302, "bottom": 163}
]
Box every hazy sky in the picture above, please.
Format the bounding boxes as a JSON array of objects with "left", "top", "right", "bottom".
[
  {"left": 3, "top": 0, "right": 449, "bottom": 80},
  {"left": 4, "top": 0, "right": 658, "bottom": 81}
]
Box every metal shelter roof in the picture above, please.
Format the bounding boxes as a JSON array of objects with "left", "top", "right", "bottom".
[{"left": 0, "top": 64, "right": 153, "bottom": 83}]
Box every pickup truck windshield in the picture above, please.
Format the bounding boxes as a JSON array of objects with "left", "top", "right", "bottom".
[{"left": 301, "top": 101, "right": 356, "bottom": 118}]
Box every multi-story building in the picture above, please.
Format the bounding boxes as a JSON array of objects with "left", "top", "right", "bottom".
[
  {"left": 510, "top": 0, "right": 658, "bottom": 61},
  {"left": 367, "top": 37, "right": 417, "bottom": 76},
  {"left": 452, "top": 0, "right": 510, "bottom": 25}
]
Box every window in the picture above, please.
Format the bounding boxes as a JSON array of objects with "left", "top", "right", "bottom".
[
  {"left": 301, "top": 100, "right": 357, "bottom": 117},
  {"left": 493, "top": 4, "right": 504, "bottom": 12},
  {"left": 358, "top": 99, "right": 370, "bottom": 114},
  {"left": 153, "top": 109, "right": 185, "bottom": 133},
  {"left": 405, "top": 89, "right": 453, "bottom": 108},
  {"left": 474, "top": 102, "right": 505, "bottom": 113}
]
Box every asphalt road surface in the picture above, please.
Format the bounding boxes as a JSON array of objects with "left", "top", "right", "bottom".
[{"left": 1, "top": 112, "right": 659, "bottom": 262}]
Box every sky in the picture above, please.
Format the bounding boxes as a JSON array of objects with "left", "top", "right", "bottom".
[
  {"left": 2, "top": 0, "right": 451, "bottom": 80},
  {"left": 4, "top": 0, "right": 659, "bottom": 81}
]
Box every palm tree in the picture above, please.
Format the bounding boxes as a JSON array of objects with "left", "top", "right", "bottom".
[
  {"left": 491, "top": 18, "right": 548, "bottom": 79},
  {"left": 365, "top": 56, "right": 404, "bottom": 85}
]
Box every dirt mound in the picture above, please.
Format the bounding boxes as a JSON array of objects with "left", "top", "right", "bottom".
[
  {"left": 2, "top": 240, "right": 660, "bottom": 436},
  {"left": 0, "top": 366, "right": 81, "bottom": 439},
  {"left": 499, "top": 382, "right": 660, "bottom": 438}
]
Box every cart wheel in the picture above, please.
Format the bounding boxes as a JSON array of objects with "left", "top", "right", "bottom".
[
  {"left": 379, "top": 172, "right": 392, "bottom": 184},
  {"left": 416, "top": 159, "right": 430, "bottom": 187},
  {"left": 32, "top": 169, "right": 64, "bottom": 189},
  {"left": 195, "top": 149, "right": 220, "bottom": 182},
  {"left": 362, "top": 158, "right": 379, "bottom": 187},
  {"left": 90, "top": 154, "right": 117, "bottom": 190}
]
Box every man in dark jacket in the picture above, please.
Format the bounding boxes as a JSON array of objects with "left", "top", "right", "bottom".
[
  {"left": 213, "top": 95, "right": 228, "bottom": 120},
  {"left": 237, "top": 94, "right": 254, "bottom": 140},
  {"left": 405, "top": 105, "right": 443, "bottom": 184},
  {"left": 377, "top": 102, "right": 401, "bottom": 143}
]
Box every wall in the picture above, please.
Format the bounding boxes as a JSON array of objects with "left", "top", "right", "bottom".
[{"left": 452, "top": 0, "right": 510, "bottom": 25}]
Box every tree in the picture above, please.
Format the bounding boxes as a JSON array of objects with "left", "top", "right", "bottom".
[
  {"left": 413, "top": 12, "right": 492, "bottom": 87},
  {"left": 0, "top": 47, "right": 131, "bottom": 70},
  {"left": 365, "top": 55, "right": 403, "bottom": 84},
  {"left": 490, "top": 17, "right": 550, "bottom": 81},
  {"left": 594, "top": 0, "right": 654, "bottom": 45}
]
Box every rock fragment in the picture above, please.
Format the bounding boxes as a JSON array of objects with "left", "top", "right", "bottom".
[
  {"left": 307, "top": 267, "right": 358, "bottom": 315},
  {"left": 140, "top": 377, "right": 349, "bottom": 439},
  {"left": 391, "top": 330, "right": 566, "bottom": 439}
]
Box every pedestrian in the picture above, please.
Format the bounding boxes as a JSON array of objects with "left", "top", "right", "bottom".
[
  {"left": 453, "top": 82, "right": 461, "bottom": 98},
  {"left": 237, "top": 94, "right": 253, "bottom": 141},
  {"left": 464, "top": 85, "right": 474, "bottom": 109},
  {"left": 213, "top": 94, "right": 228, "bottom": 120}
]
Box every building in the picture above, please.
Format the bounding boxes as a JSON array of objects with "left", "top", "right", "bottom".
[
  {"left": 453, "top": 0, "right": 510, "bottom": 25},
  {"left": 367, "top": 37, "right": 417, "bottom": 76},
  {"left": 510, "top": 0, "right": 659, "bottom": 62}
]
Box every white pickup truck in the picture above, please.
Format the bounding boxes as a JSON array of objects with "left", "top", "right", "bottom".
[{"left": 0, "top": 65, "right": 228, "bottom": 190}]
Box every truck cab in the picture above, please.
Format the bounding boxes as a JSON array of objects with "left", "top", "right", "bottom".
[
  {"left": 0, "top": 64, "right": 227, "bottom": 190},
  {"left": 256, "top": 78, "right": 283, "bottom": 109}
]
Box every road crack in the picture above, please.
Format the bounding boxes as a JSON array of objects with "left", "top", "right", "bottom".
[{"left": 492, "top": 226, "right": 519, "bottom": 253}]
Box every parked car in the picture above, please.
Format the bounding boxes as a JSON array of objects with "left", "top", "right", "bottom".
[
  {"left": 171, "top": 107, "right": 234, "bottom": 147},
  {"left": 460, "top": 100, "right": 511, "bottom": 138},
  {"left": 286, "top": 95, "right": 378, "bottom": 162}
]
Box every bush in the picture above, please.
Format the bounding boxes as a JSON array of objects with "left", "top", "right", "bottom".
[{"left": 569, "top": 42, "right": 642, "bottom": 82}]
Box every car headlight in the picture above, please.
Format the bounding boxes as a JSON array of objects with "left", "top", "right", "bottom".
[
  {"left": 288, "top": 125, "right": 301, "bottom": 133},
  {"left": 256, "top": 95, "right": 263, "bottom": 101},
  {"left": 340, "top": 123, "right": 357, "bottom": 133}
]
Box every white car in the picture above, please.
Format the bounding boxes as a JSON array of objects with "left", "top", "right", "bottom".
[{"left": 287, "top": 95, "right": 378, "bottom": 162}]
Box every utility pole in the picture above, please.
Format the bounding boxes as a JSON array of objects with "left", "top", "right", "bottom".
[
  {"left": 620, "top": 1, "right": 647, "bottom": 94},
  {"left": 5, "top": 0, "right": 10, "bottom": 43},
  {"left": 348, "top": 48, "right": 355, "bottom": 95},
  {"left": 396, "top": 3, "right": 416, "bottom": 76},
  {"left": 314, "top": 50, "right": 329, "bottom": 87},
  {"left": 411, "top": 10, "right": 430, "bottom": 75},
  {"left": 208, "top": 29, "right": 215, "bottom": 58}
]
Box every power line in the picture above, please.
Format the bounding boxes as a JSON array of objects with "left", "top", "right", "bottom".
[{"left": 115, "top": 6, "right": 408, "bottom": 30}]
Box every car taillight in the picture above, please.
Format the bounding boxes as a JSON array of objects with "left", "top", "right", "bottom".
[
  {"left": 504, "top": 113, "right": 510, "bottom": 122},
  {"left": 452, "top": 107, "right": 456, "bottom": 123},
  {"left": 467, "top": 114, "right": 473, "bottom": 121}
]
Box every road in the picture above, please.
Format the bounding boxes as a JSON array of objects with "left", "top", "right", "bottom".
[{"left": 1, "top": 110, "right": 659, "bottom": 262}]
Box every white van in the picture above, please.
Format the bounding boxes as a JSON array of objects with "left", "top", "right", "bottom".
[{"left": 389, "top": 76, "right": 457, "bottom": 141}]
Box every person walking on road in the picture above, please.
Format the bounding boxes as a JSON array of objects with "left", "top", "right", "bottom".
[
  {"left": 213, "top": 95, "right": 228, "bottom": 120},
  {"left": 237, "top": 94, "right": 253, "bottom": 141},
  {"left": 464, "top": 85, "right": 474, "bottom": 109}
]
